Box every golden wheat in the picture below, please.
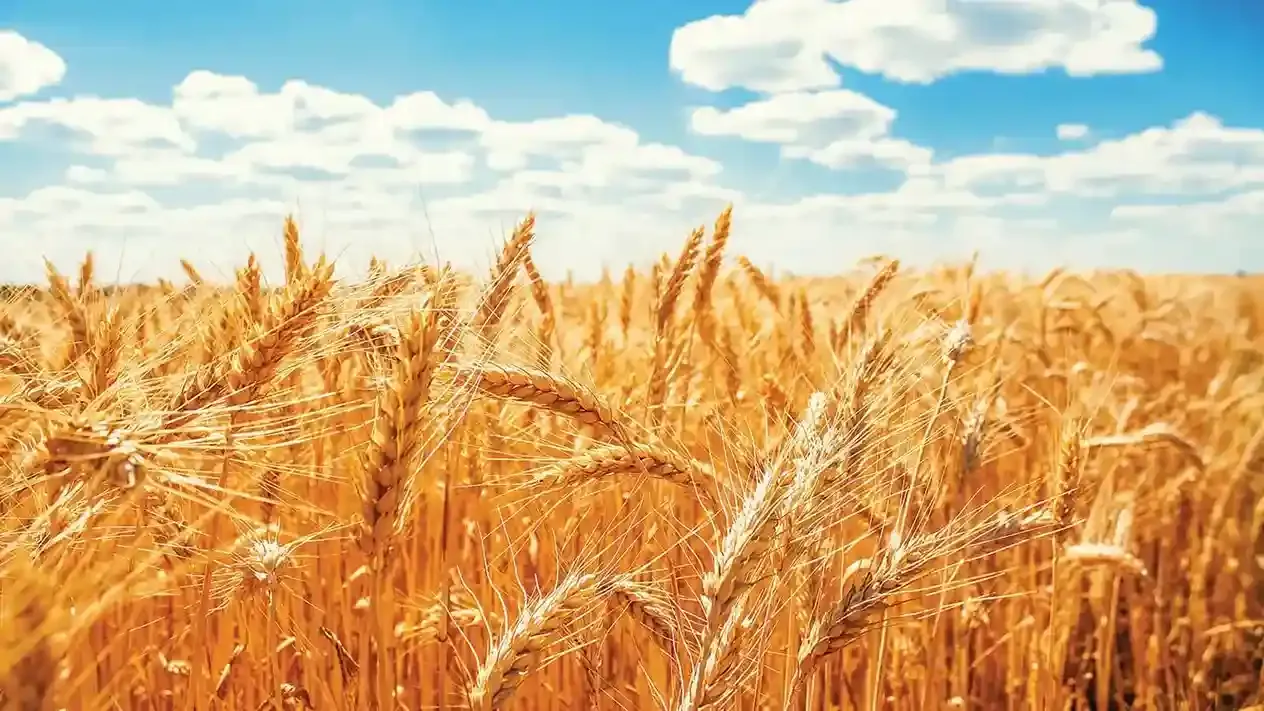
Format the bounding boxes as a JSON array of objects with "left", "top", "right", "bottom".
[{"left": 0, "top": 208, "right": 1259, "bottom": 711}]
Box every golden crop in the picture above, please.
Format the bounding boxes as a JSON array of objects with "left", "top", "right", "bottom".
[{"left": 0, "top": 209, "right": 1260, "bottom": 710}]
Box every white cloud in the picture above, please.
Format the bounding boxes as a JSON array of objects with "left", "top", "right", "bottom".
[
  {"left": 172, "top": 71, "right": 388, "bottom": 138},
  {"left": 0, "top": 31, "right": 66, "bottom": 102},
  {"left": 691, "top": 90, "right": 932, "bottom": 170},
  {"left": 65, "top": 165, "right": 109, "bottom": 184},
  {"left": 1111, "top": 189, "right": 1264, "bottom": 233},
  {"left": 1, "top": 185, "right": 161, "bottom": 218},
  {"left": 481, "top": 115, "right": 634, "bottom": 171},
  {"left": 670, "top": 0, "right": 1161, "bottom": 92},
  {"left": 0, "top": 31, "right": 740, "bottom": 282},
  {"left": 0, "top": 17, "right": 1260, "bottom": 284},
  {"left": 0, "top": 97, "right": 195, "bottom": 154},
  {"left": 692, "top": 90, "right": 892, "bottom": 144},
  {"left": 933, "top": 113, "right": 1264, "bottom": 199},
  {"left": 1057, "top": 123, "right": 1090, "bottom": 140}
]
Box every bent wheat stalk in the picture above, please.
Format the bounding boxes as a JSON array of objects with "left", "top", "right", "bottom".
[
  {"left": 450, "top": 363, "right": 627, "bottom": 439},
  {"left": 532, "top": 442, "right": 719, "bottom": 509},
  {"left": 469, "top": 571, "right": 612, "bottom": 711}
]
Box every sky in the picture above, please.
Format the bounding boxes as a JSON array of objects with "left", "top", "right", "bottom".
[{"left": 1, "top": 0, "right": 1262, "bottom": 284}]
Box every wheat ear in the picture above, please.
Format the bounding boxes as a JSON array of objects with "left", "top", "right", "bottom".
[
  {"left": 473, "top": 213, "right": 536, "bottom": 343},
  {"left": 359, "top": 305, "right": 439, "bottom": 556},
  {"left": 469, "top": 572, "right": 611, "bottom": 711},
  {"left": 609, "top": 580, "right": 680, "bottom": 657},
  {"left": 533, "top": 442, "right": 718, "bottom": 509},
  {"left": 451, "top": 363, "right": 627, "bottom": 439}
]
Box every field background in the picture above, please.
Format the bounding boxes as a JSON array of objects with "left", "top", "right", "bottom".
[{"left": 0, "top": 212, "right": 1261, "bottom": 711}]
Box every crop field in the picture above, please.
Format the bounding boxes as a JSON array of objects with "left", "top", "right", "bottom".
[{"left": 0, "top": 208, "right": 1260, "bottom": 711}]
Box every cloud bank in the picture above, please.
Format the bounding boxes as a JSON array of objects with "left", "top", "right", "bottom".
[{"left": 0, "top": 1, "right": 1260, "bottom": 283}]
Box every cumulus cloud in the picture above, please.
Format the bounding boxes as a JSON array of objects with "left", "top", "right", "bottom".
[
  {"left": 932, "top": 113, "right": 1264, "bottom": 199},
  {"left": 1111, "top": 188, "right": 1264, "bottom": 232},
  {"left": 670, "top": 0, "right": 1162, "bottom": 92},
  {"left": 0, "top": 14, "right": 1260, "bottom": 284},
  {"left": 1056, "top": 123, "right": 1090, "bottom": 140},
  {"left": 0, "top": 97, "right": 196, "bottom": 154},
  {"left": 0, "top": 30, "right": 66, "bottom": 102},
  {"left": 0, "top": 32, "right": 740, "bottom": 282},
  {"left": 690, "top": 90, "right": 932, "bottom": 171}
]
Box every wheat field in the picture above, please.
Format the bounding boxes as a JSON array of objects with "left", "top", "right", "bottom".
[{"left": 0, "top": 208, "right": 1260, "bottom": 711}]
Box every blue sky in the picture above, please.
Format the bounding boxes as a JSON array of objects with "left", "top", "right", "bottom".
[{"left": 1, "top": 0, "right": 1262, "bottom": 283}]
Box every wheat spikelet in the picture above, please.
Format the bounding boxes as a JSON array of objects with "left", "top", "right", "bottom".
[
  {"left": 843, "top": 258, "right": 899, "bottom": 342},
  {"left": 469, "top": 571, "right": 612, "bottom": 711},
  {"left": 282, "top": 214, "right": 306, "bottom": 285},
  {"left": 358, "top": 305, "right": 439, "bottom": 557},
  {"left": 679, "top": 397, "right": 843, "bottom": 710},
  {"left": 44, "top": 259, "right": 88, "bottom": 368},
  {"left": 180, "top": 259, "right": 204, "bottom": 286},
  {"left": 656, "top": 226, "right": 705, "bottom": 337},
  {"left": 693, "top": 205, "right": 732, "bottom": 347},
  {"left": 474, "top": 213, "right": 536, "bottom": 343},
  {"left": 522, "top": 248, "right": 557, "bottom": 366},
  {"left": 164, "top": 259, "right": 335, "bottom": 428},
  {"left": 451, "top": 362, "right": 626, "bottom": 438},
  {"left": 76, "top": 251, "right": 95, "bottom": 297},
  {"left": 609, "top": 579, "right": 680, "bottom": 656},
  {"left": 532, "top": 442, "right": 718, "bottom": 508}
]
